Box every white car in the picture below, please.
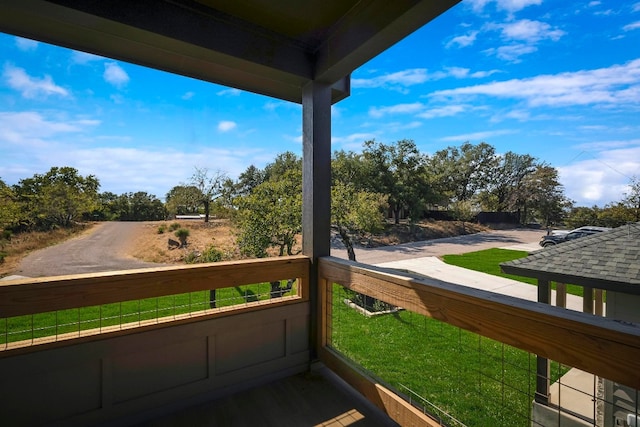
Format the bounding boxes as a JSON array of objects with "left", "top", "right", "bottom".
[{"left": 548, "top": 226, "right": 611, "bottom": 236}]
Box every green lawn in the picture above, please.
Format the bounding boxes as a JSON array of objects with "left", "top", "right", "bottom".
[
  {"left": 331, "top": 283, "right": 568, "bottom": 427},
  {"left": 442, "top": 248, "right": 584, "bottom": 297},
  {"left": 1, "top": 281, "right": 295, "bottom": 345}
]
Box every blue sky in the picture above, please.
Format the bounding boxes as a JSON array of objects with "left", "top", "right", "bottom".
[{"left": 1, "top": 0, "right": 639, "bottom": 207}]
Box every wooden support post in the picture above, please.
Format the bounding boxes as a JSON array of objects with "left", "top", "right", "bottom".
[
  {"left": 536, "top": 279, "right": 551, "bottom": 405},
  {"left": 556, "top": 282, "right": 567, "bottom": 308},
  {"left": 583, "top": 286, "right": 594, "bottom": 315},
  {"left": 302, "top": 80, "right": 332, "bottom": 360},
  {"left": 319, "top": 278, "right": 333, "bottom": 349},
  {"left": 594, "top": 289, "right": 604, "bottom": 316}
]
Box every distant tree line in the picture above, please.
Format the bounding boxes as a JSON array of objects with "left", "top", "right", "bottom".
[
  {"left": 0, "top": 166, "right": 166, "bottom": 233},
  {"left": 564, "top": 176, "right": 640, "bottom": 228},
  {"left": 2, "top": 142, "right": 639, "bottom": 243},
  {"left": 96, "top": 191, "right": 166, "bottom": 222}
]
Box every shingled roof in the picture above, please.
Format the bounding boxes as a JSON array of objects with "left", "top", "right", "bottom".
[{"left": 501, "top": 222, "right": 640, "bottom": 295}]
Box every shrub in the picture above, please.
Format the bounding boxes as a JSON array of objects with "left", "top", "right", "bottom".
[
  {"left": 184, "top": 251, "right": 199, "bottom": 264},
  {"left": 157, "top": 224, "right": 167, "bottom": 234},
  {"left": 184, "top": 245, "right": 224, "bottom": 264},
  {"left": 174, "top": 228, "right": 190, "bottom": 247},
  {"left": 169, "top": 222, "right": 181, "bottom": 231},
  {"left": 200, "top": 245, "right": 224, "bottom": 263}
]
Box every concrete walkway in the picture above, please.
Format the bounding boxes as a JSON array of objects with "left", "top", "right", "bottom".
[{"left": 375, "top": 241, "right": 585, "bottom": 312}]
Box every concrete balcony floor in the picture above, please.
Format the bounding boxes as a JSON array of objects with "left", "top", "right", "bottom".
[{"left": 134, "top": 365, "right": 399, "bottom": 427}]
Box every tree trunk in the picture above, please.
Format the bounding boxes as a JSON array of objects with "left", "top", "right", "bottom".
[
  {"left": 337, "top": 228, "right": 375, "bottom": 310},
  {"left": 338, "top": 228, "right": 356, "bottom": 261},
  {"left": 203, "top": 200, "right": 210, "bottom": 222}
]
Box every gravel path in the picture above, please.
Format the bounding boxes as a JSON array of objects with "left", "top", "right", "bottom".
[{"left": 16, "top": 222, "right": 163, "bottom": 277}]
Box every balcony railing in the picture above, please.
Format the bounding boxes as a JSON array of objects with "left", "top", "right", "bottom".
[
  {"left": 317, "top": 256, "right": 640, "bottom": 427},
  {"left": 2, "top": 255, "right": 639, "bottom": 426},
  {"left": 0, "top": 256, "right": 311, "bottom": 427}
]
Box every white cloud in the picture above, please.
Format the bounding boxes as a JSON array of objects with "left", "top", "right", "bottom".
[
  {"left": 217, "top": 88, "right": 242, "bottom": 96},
  {"left": 594, "top": 9, "right": 614, "bottom": 16},
  {"left": 355, "top": 66, "right": 497, "bottom": 92},
  {"left": 467, "top": 0, "right": 492, "bottom": 13},
  {"left": 430, "top": 58, "right": 640, "bottom": 108},
  {"left": 467, "top": 0, "right": 541, "bottom": 13},
  {"left": 633, "top": 3, "right": 640, "bottom": 13},
  {"left": 588, "top": 1, "right": 602, "bottom": 6},
  {"left": 385, "top": 121, "right": 423, "bottom": 133},
  {"left": 478, "top": 19, "right": 565, "bottom": 62},
  {"left": 498, "top": 19, "right": 566, "bottom": 43},
  {"left": 445, "top": 67, "right": 471, "bottom": 78},
  {"left": 623, "top": 21, "right": 640, "bottom": 31},
  {"left": 439, "top": 129, "right": 516, "bottom": 142},
  {"left": 574, "top": 138, "right": 640, "bottom": 151},
  {"left": 490, "top": 109, "right": 550, "bottom": 122},
  {"left": 352, "top": 69, "right": 435, "bottom": 90},
  {"left": 0, "top": 111, "right": 99, "bottom": 147},
  {"left": 560, "top": 146, "right": 640, "bottom": 205},
  {"left": 3, "top": 64, "right": 68, "bottom": 98},
  {"left": 182, "top": 91, "right": 195, "bottom": 100},
  {"left": 263, "top": 100, "right": 300, "bottom": 112},
  {"left": 470, "top": 69, "right": 502, "bottom": 78},
  {"left": 496, "top": 0, "right": 542, "bottom": 12},
  {"left": 0, "top": 119, "right": 263, "bottom": 197},
  {"left": 332, "top": 132, "right": 378, "bottom": 146},
  {"left": 417, "top": 105, "right": 467, "bottom": 119},
  {"left": 217, "top": 121, "right": 237, "bottom": 132},
  {"left": 71, "top": 51, "right": 103, "bottom": 64},
  {"left": 45, "top": 146, "right": 257, "bottom": 198},
  {"left": 485, "top": 44, "right": 538, "bottom": 61},
  {"left": 446, "top": 31, "right": 479, "bottom": 48},
  {"left": 103, "top": 62, "right": 129, "bottom": 88},
  {"left": 369, "top": 102, "right": 424, "bottom": 118},
  {"left": 442, "top": 66, "right": 501, "bottom": 79},
  {"left": 15, "top": 37, "right": 38, "bottom": 51}
]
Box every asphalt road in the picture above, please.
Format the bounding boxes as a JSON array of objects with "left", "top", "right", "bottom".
[
  {"left": 330, "top": 228, "right": 543, "bottom": 264},
  {"left": 16, "top": 222, "right": 163, "bottom": 278},
  {"left": 14, "top": 222, "right": 544, "bottom": 278}
]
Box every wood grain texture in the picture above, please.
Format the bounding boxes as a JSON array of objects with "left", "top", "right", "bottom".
[
  {"left": 320, "top": 347, "right": 443, "bottom": 427},
  {"left": 319, "top": 256, "right": 640, "bottom": 389},
  {"left": 0, "top": 256, "right": 309, "bottom": 317}
]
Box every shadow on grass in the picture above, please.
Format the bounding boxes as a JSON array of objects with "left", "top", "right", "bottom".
[{"left": 235, "top": 286, "right": 258, "bottom": 302}]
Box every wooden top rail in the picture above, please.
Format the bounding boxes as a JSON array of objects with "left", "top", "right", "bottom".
[
  {"left": 319, "top": 256, "right": 640, "bottom": 390},
  {"left": 0, "top": 256, "right": 310, "bottom": 318}
]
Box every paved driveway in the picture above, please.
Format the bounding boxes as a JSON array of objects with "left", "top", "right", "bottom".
[
  {"left": 15, "top": 222, "right": 164, "bottom": 278},
  {"left": 331, "top": 228, "right": 544, "bottom": 264},
  {"left": 12, "top": 224, "right": 544, "bottom": 279}
]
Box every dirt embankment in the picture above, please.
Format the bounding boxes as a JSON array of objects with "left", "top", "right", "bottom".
[
  {"left": 7, "top": 218, "right": 538, "bottom": 278},
  {"left": 128, "top": 220, "right": 238, "bottom": 263}
]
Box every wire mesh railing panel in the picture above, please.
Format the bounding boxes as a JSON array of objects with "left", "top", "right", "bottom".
[
  {"left": 327, "top": 283, "right": 637, "bottom": 427},
  {"left": 1, "top": 280, "right": 298, "bottom": 349}
]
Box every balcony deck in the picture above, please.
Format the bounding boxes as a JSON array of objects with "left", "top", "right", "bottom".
[
  {"left": 134, "top": 365, "right": 398, "bottom": 427},
  {"left": 2, "top": 256, "right": 640, "bottom": 427}
]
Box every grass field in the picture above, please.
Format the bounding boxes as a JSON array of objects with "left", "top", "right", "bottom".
[
  {"left": 442, "top": 248, "right": 585, "bottom": 297},
  {"left": 330, "top": 283, "right": 568, "bottom": 426},
  {"left": 1, "top": 281, "right": 295, "bottom": 345}
]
